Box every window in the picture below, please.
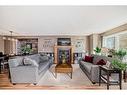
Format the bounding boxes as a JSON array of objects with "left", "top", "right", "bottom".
[
  {"left": 103, "top": 36, "right": 115, "bottom": 49},
  {"left": 102, "top": 31, "right": 127, "bottom": 50}
]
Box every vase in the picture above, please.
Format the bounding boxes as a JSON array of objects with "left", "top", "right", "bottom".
[
  {"left": 62, "top": 59, "right": 66, "bottom": 64},
  {"left": 96, "top": 53, "right": 101, "bottom": 55}
]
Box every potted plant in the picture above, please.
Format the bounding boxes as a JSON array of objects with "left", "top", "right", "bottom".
[
  {"left": 111, "top": 60, "right": 127, "bottom": 71},
  {"left": 114, "top": 49, "right": 127, "bottom": 60},
  {"left": 21, "top": 46, "right": 32, "bottom": 55},
  {"left": 94, "top": 47, "right": 101, "bottom": 55},
  {"left": 111, "top": 49, "right": 127, "bottom": 71}
]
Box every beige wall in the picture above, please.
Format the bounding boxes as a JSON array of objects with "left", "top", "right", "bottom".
[
  {"left": 38, "top": 36, "right": 88, "bottom": 53},
  {"left": 4, "top": 40, "right": 16, "bottom": 54},
  {"left": 85, "top": 36, "right": 90, "bottom": 54},
  {"left": 0, "top": 37, "right": 4, "bottom": 53},
  {"left": 15, "top": 35, "right": 101, "bottom": 55},
  {"left": 89, "top": 34, "right": 101, "bottom": 54},
  {"left": 4, "top": 40, "right": 11, "bottom": 54}
]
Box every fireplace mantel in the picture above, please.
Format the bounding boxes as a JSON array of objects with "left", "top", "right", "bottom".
[{"left": 54, "top": 45, "right": 74, "bottom": 64}]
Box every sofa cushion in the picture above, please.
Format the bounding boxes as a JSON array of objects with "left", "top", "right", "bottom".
[
  {"left": 27, "top": 54, "right": 41, "bottom": 64},
  {"left": 40, "top": 55, "right": 49, "bottom": 62},
  {"left": 23, "top": 57, "right": 39, "bottom": 67},
  {"left": 38, "top": 61, "right": 50, "bottom": 74},
  {"left": 80, "top": 61, "right": 92, "bottom": 73},
  {"left": 96, "top": 59, "right": 106, "bottom": 65},
  {"left": 83, "top": 55, "right": 93, "bottom": 63},
  {"left": 93, "top": 55, "right": 109, "bottom": 65}
]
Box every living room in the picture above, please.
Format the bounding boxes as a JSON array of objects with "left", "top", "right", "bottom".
[{"left": 0, "top": 5, "right": 127, "bottom": 92}]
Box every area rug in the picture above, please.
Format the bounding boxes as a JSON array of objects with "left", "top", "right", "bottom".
[{"left": 37, "top": 64, "right": 96, "bottom": 87}]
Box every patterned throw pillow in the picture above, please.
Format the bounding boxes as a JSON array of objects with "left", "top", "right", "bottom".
[
  {"left": 106, "top": 61, "right": 112, "bottom": 69},
  {"left": 23, "top": 57, "right": 39, "bottom": 67}
]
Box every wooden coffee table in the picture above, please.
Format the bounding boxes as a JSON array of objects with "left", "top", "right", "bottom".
[{"left": 55, "top": 63, "right": 73, "bottom": 79}]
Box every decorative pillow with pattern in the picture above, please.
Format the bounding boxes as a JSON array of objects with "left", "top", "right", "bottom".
[
  {"left": 106, "top": 61, "right": 112, "bottom": 69},
  {"left": 23, "top": 57, "right": 39, "bottom": 67}
]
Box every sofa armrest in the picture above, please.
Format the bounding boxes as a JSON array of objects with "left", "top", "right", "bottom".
[
  {"left": 90, "top": 65, "right": 100, "bottom": 82},
  {"left": 8, "top": 57, "right": 23, "bottom": 68},
  {"left": 9, "top": 65, "right": 39, "bottom": 83},
  {"left": 78, "top": 58, "right": 83, "bottom": 63}
]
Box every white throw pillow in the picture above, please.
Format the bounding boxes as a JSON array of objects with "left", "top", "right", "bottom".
[
  {"left": 106, "top": 61, "right": 112, "bottom": 69},
  {"left": 23, "top": 57, "right": 39, "bottom": 67}
]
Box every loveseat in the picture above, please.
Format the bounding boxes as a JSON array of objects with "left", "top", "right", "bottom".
[
  {"left": 9, "top": 54, "right": 53, "bottom": 85},
  {"left": 79, "top": 54, "right": 112, "bottom": 84}
]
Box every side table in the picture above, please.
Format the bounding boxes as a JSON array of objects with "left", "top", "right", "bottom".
[{"left": 99, "top": 66, "right": 122, "bottom": 90}]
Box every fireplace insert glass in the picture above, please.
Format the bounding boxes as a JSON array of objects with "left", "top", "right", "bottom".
[
  {"left": 57, "top": 38, "right": 71, "bottom": 46},
  {"left": 58, "top": 49, "right": 71, "bottom": 64}
]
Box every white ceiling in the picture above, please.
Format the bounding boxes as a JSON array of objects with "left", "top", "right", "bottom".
[{"left": 0, "top": 6, "right": 127, "bottom": 36}]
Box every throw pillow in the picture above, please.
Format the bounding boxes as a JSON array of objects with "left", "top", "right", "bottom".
[
  {"left": 96, "top": 59, "right": 106, "bottom": 65},
  {"left": 40, "top": 55, "right": 49, "bottom": 62},
  {"left": 83, "top": 55, "right": 94, "bottom": 63},
  {"left": 23, "top": 57, "right": 39, "bottom": 67},
  {"left": 106, "top": 61, "right": 112, "bottom": 69}
]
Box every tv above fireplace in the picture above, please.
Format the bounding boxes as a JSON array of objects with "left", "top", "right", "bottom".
[{"left": 57, "top": 38, "right": 71, "bottom": 46}]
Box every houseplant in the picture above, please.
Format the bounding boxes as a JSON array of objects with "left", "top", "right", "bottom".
[
  {"left": 114, "top": 49, "right": 127, "bottom": 60},
  {"left": 111, "top": 60, "right": 127, "bottom": 71},
  {"left": 21, "top": 46, "right": 32, "bottom": 55},
  {"left": 111, "top": 49, "right": 127, "bottom": 71},
  {"left": 94, "top": 47, "right": 101, "bottom": 55}
]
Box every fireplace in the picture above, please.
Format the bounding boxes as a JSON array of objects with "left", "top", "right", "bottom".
[
  {"left": 58, "top": 48, "right": 71, "bottom": 64},
  {"left": 54, "top": 46, "right": 73, "bottom": 64},
  {"left": 54, "top": 38, "right": 73, "bottom": 64}
]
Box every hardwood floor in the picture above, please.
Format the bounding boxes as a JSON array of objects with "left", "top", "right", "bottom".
[
  {"left": 0, "top": 71, "right": 13, "bottom": 88},
  {"left": 0, "top": 70, "right": 103, "bottom": 90},
  {"left": 1, "top": 69, "right": 127, "bottom": 90}
]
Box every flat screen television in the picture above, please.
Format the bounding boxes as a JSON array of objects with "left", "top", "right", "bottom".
[{"left": 57, "top": 38, "right": 71, "bottom": 46}]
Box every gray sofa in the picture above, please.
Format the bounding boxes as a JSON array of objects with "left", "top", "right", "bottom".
[
  {"left": 79, "top": 54, "right": 112, "bottom": 84},
  {"left": 9, "top": 54, "right": 53, "bottom": 85}
]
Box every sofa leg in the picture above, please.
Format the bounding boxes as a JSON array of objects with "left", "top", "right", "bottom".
[
  {"left": 92, "top": 82, "right": 96, "bottom": 84},
  {"left": 33, "top": 83, "right": 37, "bottom": 85},
  {"left": 13, "top": 83, "right": 16, "bottom": 85}
]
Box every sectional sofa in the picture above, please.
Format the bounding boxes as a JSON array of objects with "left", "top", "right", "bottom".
[
  {"left": 79, "top": 54, "right": 112, "bottom": 84},
  {"left": 9, "top": 54, "right": 53, "bottom": 85}
]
